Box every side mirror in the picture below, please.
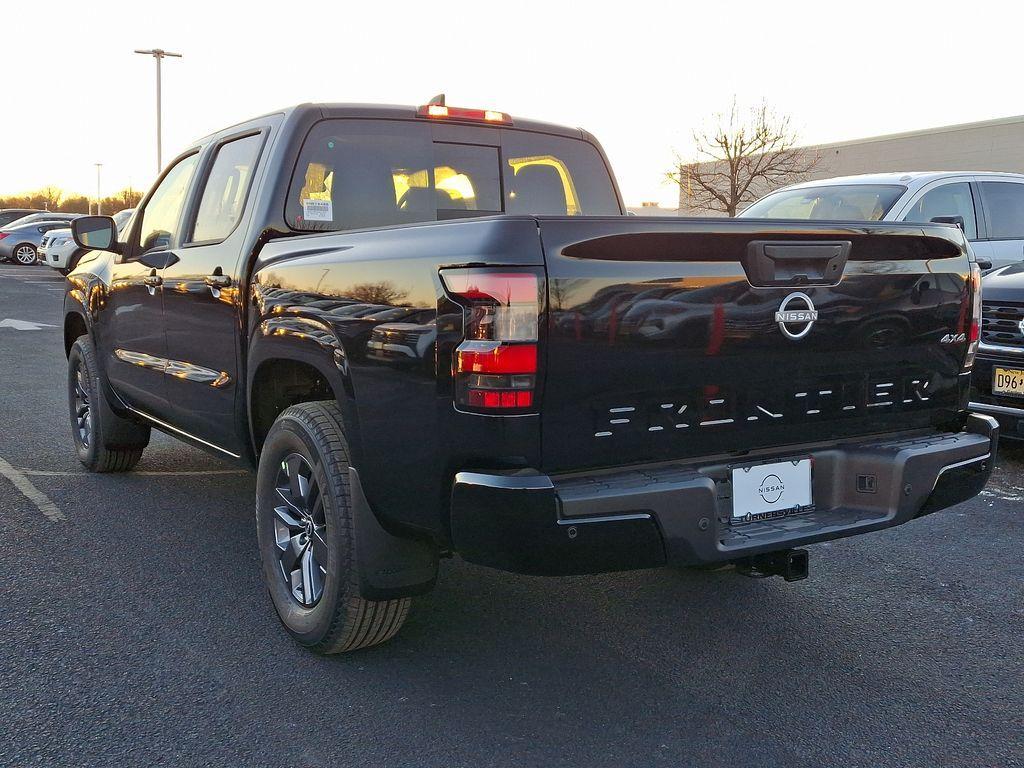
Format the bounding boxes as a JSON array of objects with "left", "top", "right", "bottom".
[
  {"left": 976, "top": 258, "right": 993, "bottom": 271},
  {"left": 71, "top": 216, "right": 120, "bottom": 253},
  {"left": 930, "top": 215, "right": 966, "bottom": 231}
]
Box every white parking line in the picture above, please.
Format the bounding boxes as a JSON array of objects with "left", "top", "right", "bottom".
[
  {"left": 0, "top": 319, "right": 57, "bottom": 330},
  {"left": 18, "top": 468, "right": 248, "bottom": 477},
  {"left": 0, "top": 457, "right": 66, "bottom": 522}
]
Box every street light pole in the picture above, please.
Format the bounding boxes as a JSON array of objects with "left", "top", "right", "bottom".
[
  {"left": 133, "top": 48, "right": 182, "bottom": 174},
  {"left": 95, "top": 163, "right": 103, "bottom": 215}
]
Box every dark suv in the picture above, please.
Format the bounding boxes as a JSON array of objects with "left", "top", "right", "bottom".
[{"left": 971, "top": 263, "right": 1024, "bottom": 438}]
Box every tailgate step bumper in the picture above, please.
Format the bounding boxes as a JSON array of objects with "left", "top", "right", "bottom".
[{"left": 449, "top": 415, "right": 997, "bottom": 576}]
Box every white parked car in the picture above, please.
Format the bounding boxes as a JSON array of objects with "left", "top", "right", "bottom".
[
  {"left": 41, "top": 209, "right": 134, "bottom": 274},
  {"left": 740, "top": 172, "right": 1024, "bottom": 271}
]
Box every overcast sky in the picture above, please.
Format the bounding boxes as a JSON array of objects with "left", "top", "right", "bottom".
[{"left": 4, "top": 0, "right": 1021, "bottom": 207}]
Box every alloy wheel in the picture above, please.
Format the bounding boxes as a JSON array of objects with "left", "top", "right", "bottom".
[
  {"left": 14, "top": 245, "right": 36, "bottom": 265},
  {"left": 73, "top": 366, "right": 92, "bottom": 448},
  {"left": 272, "top": 454, "right": 328, "bottom": 607}
]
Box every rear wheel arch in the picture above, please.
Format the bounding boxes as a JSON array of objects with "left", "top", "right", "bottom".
[
  {"left": 64, "top": 312, "right": 89, "bottom": 357},
  {"left": 248, "top": 355, "right": 359, "bottom": 458}
]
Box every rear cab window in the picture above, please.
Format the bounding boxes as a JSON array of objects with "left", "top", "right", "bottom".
[{"left": 286, "top": 119, "right": 620, "bottom": 232}]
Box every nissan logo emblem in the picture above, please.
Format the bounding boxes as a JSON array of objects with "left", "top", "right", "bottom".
[{"left": 775, "top": 292, "right": 818, "bottom": 340}]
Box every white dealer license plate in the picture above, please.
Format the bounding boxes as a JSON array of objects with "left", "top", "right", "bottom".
[
  {"left": 731, "top": 459, "right": 812, "bottom": 522},
  {"left": 993, "top": 367, "right": 1024, "bottom": 398}
]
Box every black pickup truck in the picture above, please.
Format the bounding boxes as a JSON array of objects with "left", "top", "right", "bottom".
[{"left": 64, "top": 101, "right": 997, "bottom": 653}]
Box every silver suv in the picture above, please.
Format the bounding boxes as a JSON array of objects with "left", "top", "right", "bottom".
[{"left": 742, "top": 172, "right": 1024, "bottom": 271}]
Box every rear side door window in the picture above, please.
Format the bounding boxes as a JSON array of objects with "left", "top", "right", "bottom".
[
  {"left": 901, "top": 181, "right": 978, "bottom": 240},
  {"left": 134, "top": 153, "right": 200, "bottom": 256},
  {"left": 979, "top": 181, "right": 1024, "bottom": 239},
  {"left": 191, "top": 133, "right": 264, "bottom": 243}
]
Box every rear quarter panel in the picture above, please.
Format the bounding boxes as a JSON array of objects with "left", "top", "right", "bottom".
[{"left": 249, "top": 216, "right": 545, "bottom": 541}]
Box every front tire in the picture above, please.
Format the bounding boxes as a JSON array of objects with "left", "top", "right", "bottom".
[
  {"left": 256, "top": 401, "right": 410, "bottom": 653},
  {"left": 68, "top": 336, "right": 150, "bottom": 472},
  {"left": 13, "top": 243, "right": 37, "bottom": 265}
]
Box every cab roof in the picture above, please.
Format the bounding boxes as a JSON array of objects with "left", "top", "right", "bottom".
[{"left": 194, "top": 102, "right": 587, "bottom": 146}]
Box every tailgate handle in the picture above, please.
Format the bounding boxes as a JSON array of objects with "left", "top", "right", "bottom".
[{"left": 744, "top": 240, "right": 851, "bottom": 287}]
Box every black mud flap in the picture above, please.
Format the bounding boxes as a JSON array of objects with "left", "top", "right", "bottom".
[{"left": 350, "top": 468, "right": 438, "bottom": 600}]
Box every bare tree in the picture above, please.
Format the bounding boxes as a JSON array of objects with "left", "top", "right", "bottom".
[
  {"left": 668, "top": 99, "right": 820, "bottom": 217},
  {"left": 114, "top": 187, "right": 143, "bottom": 209},
  {"left": 346, "top": 281, "right": 409, "bottom": 306},
  {"left": 39, "top": 185, "right": 64, "bottom": 211}
]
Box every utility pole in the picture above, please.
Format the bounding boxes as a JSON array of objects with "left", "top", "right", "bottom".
[
  {"left": 95, "top": 163, "right": 103, "bottom": 215},
  {"left": 133, "top": 48, "right": 182, "bottom": 174}
]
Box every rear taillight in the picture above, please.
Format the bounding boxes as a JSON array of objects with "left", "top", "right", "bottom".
[
  {"left": 441, "top": 269, "right": 540, "bottom": 413},
  {"left": 965, "top": 262, "right": 982, "bottom": 369},
  {"left": 0, "top": 233, "right": 8, "bottom": 241}
]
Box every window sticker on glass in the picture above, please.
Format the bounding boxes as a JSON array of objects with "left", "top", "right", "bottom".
[{"left": 302, "top": 199, "right": 333, "bottom": 221}]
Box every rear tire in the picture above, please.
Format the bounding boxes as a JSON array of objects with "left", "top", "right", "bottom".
[
  {"left": 68, "top": 336, "right": 150, "bottom": 472},
  {"left": 13, "top": 243, "right": 37, "bottom": 265},
  {"left": 256, "top": 401, "right": 410, "bottom": 653}
]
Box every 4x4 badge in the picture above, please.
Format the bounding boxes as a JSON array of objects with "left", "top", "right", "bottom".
[{"left": 775, "top": 292, "right": 818, "bottom": 340}]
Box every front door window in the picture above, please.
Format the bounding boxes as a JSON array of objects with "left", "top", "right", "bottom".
[{"left": 135, "top": 154, "right": 199, "bottom": 255}]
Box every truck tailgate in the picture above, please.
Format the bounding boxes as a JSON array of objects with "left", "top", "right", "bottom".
[{"left": 538, "top": 217, "right": 973, "bottom": 473}]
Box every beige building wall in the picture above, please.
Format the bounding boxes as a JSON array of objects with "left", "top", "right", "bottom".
[{"left": 678, "top": 114, "right": 1024, "bottom": 215}]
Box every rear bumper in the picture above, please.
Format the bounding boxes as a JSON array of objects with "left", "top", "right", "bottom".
[
  {"left": 449, "top": 414, "right": 998, "bottom": 576},
  {"left": 969, "top": 401, "right": 1024, "bottom": 441}
]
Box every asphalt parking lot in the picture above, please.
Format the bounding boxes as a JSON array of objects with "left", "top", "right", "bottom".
[{"left": 1, "top": 264, "right": 1022, "bottom": 767}]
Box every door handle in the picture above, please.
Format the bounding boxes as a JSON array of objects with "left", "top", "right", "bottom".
[
  {"left": 204, "top": 267, "right": 231, "bottom": 298},
  {"left": 143, "top": 269, "right": 162, "bottom": 295}
]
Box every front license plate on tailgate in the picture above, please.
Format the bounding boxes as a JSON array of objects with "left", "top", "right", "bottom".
[
  {"left": 731, "top": 459, "right": 812, "bottom": 522},
  {"left": 993, "top": 367, "right": 1024, "bottom": 398}
]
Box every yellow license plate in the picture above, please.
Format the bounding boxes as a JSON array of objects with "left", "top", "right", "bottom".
[{"left": 993, "top": 367, "right": 1024, "bottom": 397}]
